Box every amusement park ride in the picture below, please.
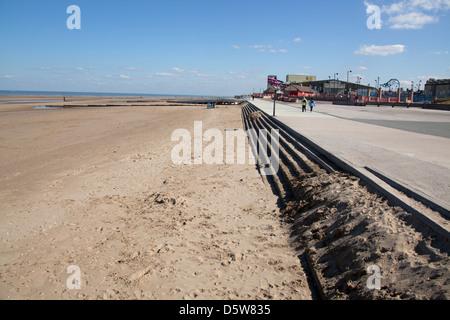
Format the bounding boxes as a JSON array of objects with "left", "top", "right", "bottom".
[
  {"left": 354, "top": 78, "right": 416, "bottom": 105},
  {"left": 380, "top": 79, "right": 401, "bottom": 91}
]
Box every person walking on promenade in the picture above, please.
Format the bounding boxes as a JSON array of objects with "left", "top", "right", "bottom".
[
  {"left": 302, "top": 97, "right": 307, "bottom": 112},
  {"left": 309, "top": 98, "right": 315, "bottom": 112}
]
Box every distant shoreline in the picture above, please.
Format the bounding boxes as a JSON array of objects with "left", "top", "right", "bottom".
[{"left": 0, "top": 90, "right": 219, "bottom": 98}]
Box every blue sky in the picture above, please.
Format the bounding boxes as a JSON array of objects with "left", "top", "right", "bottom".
[{"left": 0, "top": 0, "right": 449, "bottom": 96}]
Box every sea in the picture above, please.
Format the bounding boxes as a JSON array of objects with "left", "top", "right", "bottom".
[{"left": 0, "top": 90, "right": 214, "bottom": 98}]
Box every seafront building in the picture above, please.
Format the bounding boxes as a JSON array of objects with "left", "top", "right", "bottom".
[
  {"left": 267, "top": 74, "right": 375, "bottom": 95},
  {"left": 285, "top": 75, "right": 317, "bottom": 85},
  {"left": 262, "top": 85, "right": 317, "bottom": 100},
  {"left": 259, "top": 74, "right": 449, "bottom": 105},
  {"left": 302, "top": 80, "right": 375, "bottom": 95},
  {"left": 425, "top": 79, "right": 450, "bottom": 101}
]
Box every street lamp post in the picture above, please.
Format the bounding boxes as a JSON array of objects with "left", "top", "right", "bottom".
[
  {"left": 272, "top": 87, "right": 284, "bottom": 117},
  {"left": 273, "top": 87, "right": 277, "bottom": 117},
  {"left": 328, "top": 76, "right": 331, "bottom": 95},
  {"left": 334, "top": 73, "right": 339, "bottom": 95},
  {"left": 347, "top": 70, "right": 352, "bottom": 97},
  {"left": 273, "top": 86, "right": 283, "bottom": 117}
]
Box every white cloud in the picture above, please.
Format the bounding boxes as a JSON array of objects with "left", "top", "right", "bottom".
[
  {"left": 249, "top": 44, "right": 287, "bottom": 53},
  {"left": 355, "top": 44, "right": 406, "bottom": 56},
  {"left": 105, "top": 74, "right": 131, "bottom": 79},
  {"left": 249, "top": 45, "right": 267, "bottom": 49},
  {"left": 123, "top": 67, "right": 141, "bottom": 71},
  {"left": 358, "top": 66, "right": 368, "bottom": 70},
  {"left": 75, "top": 66, "right": 100, "bottom": 71},
  {"left": 411, "top": 0, "right": 450, "bottom": 11},
  {"left": 227, "top": 71, "right": 250, "bottom": 78},
  {"left": 400, "top": 80, "right": 414, "bottom": 87},
  {"left": 232, "top": 45, "right": 240, "bottom": 49},
  {"left": 150, "top": 73, "right": 175, "bottom": 77},
  {"left": 293, "top": 37, "right": 303, "bottom": 43},
  {"left": 352, "top": 74, "right": 366, "bottom": 82},
  {"left": 418, "top": 75, "right": 439, "bottom": 80},
  {"left": 382, "top": 1, "right": 407, "bottom": 14},
  {"left": 0, "top": 75, "right": 16, "bottom": 79},
  {"left": 388, "top": 11, "right": 438, "bottom": 29},
  {"left": 172, "top": 67, "right": 185, "bottom": 73},
  {"left": 399, "top": 75, "right": 442, "bottom": 88},
  {"left": 171, "top": 67, "right": 199, "bottom": 75},
  {"left": 379, "top": 0, "right": 450, "bottom": 29},
  {"left": 430, "top": 50, "right": 448, "bottom": 55},
  {"left": 196, "top": 73, "right": 214, "bottom": 78}
]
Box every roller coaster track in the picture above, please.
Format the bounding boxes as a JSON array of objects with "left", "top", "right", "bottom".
[{"left": 380, "top": 79, "right": 400, "bottom": 89}]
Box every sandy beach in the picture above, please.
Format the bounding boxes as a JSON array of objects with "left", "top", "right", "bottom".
[
  {"left": 1, "top": 96, "right": 449, "bottom": 300},
  {"left": 0, "top": 97, "right": 312, "bottom": 300},
  {"left": 2, "top": 0, "right": 449, "bottom": 305}
]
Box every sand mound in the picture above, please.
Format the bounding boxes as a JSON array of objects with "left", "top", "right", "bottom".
[
  {"left": 284, "top": 171, "right": 450, "bottom": 300},
  {"left": 247, "top": 111, "right": 262, "bottom": 122}
]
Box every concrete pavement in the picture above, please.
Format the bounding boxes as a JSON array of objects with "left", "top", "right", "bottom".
[{"left": 248, "top": 98, "right": 450, "bottom": 215}]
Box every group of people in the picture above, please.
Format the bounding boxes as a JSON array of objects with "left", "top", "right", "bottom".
[{"left": 301, "top": 97, "right": 315, "bottom": 112}]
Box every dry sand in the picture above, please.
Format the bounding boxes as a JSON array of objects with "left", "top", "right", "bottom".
[
  {"left": 285, "top": 171, "right": 450, "bottom": 300},
  {"left": 1, "top": 97, "right": 448, "bottom": 301},
  {"left": 0, "top": 98, "right": 312, "bottom": 300}
]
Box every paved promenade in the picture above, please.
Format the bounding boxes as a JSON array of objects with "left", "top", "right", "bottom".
[{"left": 249, "top": 98, "right": 450, "bottom": 213}]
